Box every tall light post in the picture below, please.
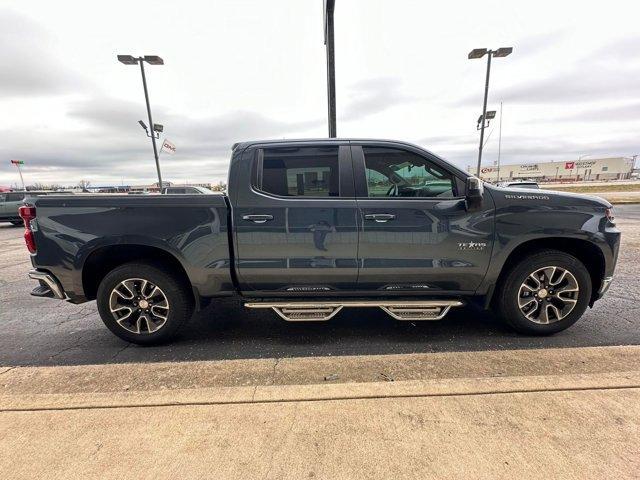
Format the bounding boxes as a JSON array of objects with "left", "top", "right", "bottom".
[
  {"left": 10, "top": 160, "right": 26, "bottom": 190},
  {"left": 324, "top": 0, "right": 337, "bottom": 138},
  {"left": 117, "top": 55, "right": 165, "bottom": 192},
  {"left": 468, "top": 47, "right": 513, "bottom": 177},
  {"left": 496, "top": 101, "right": 503, "bottom": 183}
]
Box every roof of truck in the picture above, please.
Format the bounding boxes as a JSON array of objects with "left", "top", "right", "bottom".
[
  {"left": 231, "top": 138, "right": 471, "bottom": 179},
  {"left": 232, "top": 138, "right": 426, "bottom": 150}
]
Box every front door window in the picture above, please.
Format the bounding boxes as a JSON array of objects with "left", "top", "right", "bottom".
[{"left": 363, "top": 147, "right": 456, "bottom": 198}]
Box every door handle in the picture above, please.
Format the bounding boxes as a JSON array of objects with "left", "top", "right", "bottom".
[
  {"left": 242, "top": 214, "right": 274, "bottom": 224},
  {"left": 364, "top": 213, "right": 396, "bottom": 223}
]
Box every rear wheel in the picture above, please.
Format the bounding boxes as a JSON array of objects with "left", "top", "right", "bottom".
[
  {"left": 96, "top": 263, "right": 193, "bottom": 345},
  {"left": 495, "top": 250, "right": 592, "bottom": 335}
]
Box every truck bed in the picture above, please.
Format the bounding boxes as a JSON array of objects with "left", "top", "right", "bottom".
[{"left": 30, "top": 194, "right": 234, "bottom": 303}]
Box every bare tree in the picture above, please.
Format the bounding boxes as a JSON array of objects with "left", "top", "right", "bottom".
[
  {"left": 77, "top": 180, "right": 91, "bottom": 192},
  {"left": 211, "top": 182, "right": 227, "bottom": 192}
]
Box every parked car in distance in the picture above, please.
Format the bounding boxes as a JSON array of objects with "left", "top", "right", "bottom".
[
  {"left": 1, "top": 191, "right": 71, "bottom": 226},
  {"left": 497, "top": 180, "right": 540, "bottom": 189},
  {"left": 162, "top": 185, "right": 216, "bottom": 194},
  {"left": 23, "top": 138, "right": 619, "bottom": 345}
]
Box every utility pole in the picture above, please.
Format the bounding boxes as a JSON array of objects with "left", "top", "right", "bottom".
[{"left": 324, "top": 0, "right": 337, "bottom": 138}]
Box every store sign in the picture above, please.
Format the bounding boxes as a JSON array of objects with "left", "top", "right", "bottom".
[
  {"left": 520, "top": 164, "right": 539, "bottom": 171},
  {"left": 576, "top": 160, "right": 596, "bottom": 168}
]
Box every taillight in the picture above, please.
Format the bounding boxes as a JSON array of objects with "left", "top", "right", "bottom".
[{"left": 18, "top": 205, "right": 37, "bottom": 253}]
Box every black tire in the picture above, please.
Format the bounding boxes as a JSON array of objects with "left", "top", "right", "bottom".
[
  {"left": 494, "top": 250, "right": 592, "bottom": 335},
  {"left": 96, "top": 262, "right": 194, "bottom": 345}
]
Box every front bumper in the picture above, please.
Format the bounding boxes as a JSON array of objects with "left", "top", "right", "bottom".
[{"left": 28, "top": 269, "right": 66, "bottom": 300}]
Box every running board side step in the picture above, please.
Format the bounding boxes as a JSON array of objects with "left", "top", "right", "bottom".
[{"left": 245, "top": 300, "right": 464, "bottom": 322}]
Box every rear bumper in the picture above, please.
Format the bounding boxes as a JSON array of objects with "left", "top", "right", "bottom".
[{"left": 28, "top": 269, "right": 66, "bottom": 300}]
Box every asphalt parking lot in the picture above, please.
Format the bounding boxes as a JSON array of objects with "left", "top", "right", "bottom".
[{"left": 1, "top": 204, "right": 639, "bottom": 367}]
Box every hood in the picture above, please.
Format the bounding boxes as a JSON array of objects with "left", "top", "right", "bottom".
[{"left": 487, "top": 184, "right": 612, "bottom": 209}]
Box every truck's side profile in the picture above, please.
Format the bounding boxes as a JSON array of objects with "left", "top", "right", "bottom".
[{"left": 22, "top": 139, "right": 620, "bottom": 344}]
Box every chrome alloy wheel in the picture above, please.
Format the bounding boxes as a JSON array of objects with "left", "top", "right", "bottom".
[
  {"left": 517, "top": 266, "right": 579, "bottom": 324},
  {"left": 108, "top": 278, "right": 170, "bottom": 334}
]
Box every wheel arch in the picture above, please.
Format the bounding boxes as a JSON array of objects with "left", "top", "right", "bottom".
[
  {"left": 82, "top": 244, "right": 198, "bottom": 308},
  {"left": 488, "top": 237, "right": 605, "bottom": 308}
]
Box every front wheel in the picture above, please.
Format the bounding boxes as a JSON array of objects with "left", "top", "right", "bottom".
[
  {"left": 494, "top": 250, "right": 592, "bottom": 335},
  {"left": 96, "top": 263, "right": 193, "bottom": 345}
]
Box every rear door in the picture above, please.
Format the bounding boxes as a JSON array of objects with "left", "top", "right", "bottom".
[
  {"left": 352, "top": 143, "right": 494, "bottom": 293},
  {"left": 232, "top": 142, "right": 359, "bottom": 293}
]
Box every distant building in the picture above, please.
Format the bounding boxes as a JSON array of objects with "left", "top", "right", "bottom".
[{"left": 473, "top": 157, "right": 635, "bottom": 182}]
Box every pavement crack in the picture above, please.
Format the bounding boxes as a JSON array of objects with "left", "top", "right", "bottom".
[
  {"left": 48, "top": 335, "right": 92, "bottom": 360},
  {"left": 55, "top": 307, "right": 96, "bottom": 327},
  {"left": 110, "top": 343, "right": 132, "bottom": 362},
  {"left": 0, "top": 366, "right": 18, "bottom": 377},
  {"left": 270, "top": 357, "right": 281, "bottom": 386}
]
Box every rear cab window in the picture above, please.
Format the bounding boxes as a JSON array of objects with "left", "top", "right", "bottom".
[{"left": 253, "top": 146, "right": 340, "bottom": 197}]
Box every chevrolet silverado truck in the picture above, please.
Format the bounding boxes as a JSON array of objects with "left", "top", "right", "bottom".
[{"left": 21, "top": 139, "right": 620, "bottom": 344}]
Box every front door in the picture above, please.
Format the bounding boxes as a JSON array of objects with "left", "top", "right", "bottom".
[
  {"left": 352, "top": 143, "right": 494, "bottom": 294},
  {"left": 233, "top": 143, "right": 359, "bottom": 294}
]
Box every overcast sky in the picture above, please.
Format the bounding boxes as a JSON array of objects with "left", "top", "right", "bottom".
[{"left": 1, "top": 0, "right": 639, "bottom": 187}]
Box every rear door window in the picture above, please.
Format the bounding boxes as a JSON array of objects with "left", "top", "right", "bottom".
[{"left": 254, "top": 146, "right": 340, "bottom": 197}]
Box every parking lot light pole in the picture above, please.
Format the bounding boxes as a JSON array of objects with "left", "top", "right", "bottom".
[
  {"left": 324, "top": 0, "right": 337, "bottom": 138},
  {"left": 117, "top": 55, "right": 165, "bottom": 192},
  {"left": 469, "top": 47, "right": 513, "bottom": 177}
]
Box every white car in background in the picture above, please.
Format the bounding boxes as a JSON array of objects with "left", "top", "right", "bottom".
[
  {"left": 497, "top": 180, "right": 540, "bottom": 189},
  {"left": 162, "top": 185, "right": 216, "bottom": 194}
]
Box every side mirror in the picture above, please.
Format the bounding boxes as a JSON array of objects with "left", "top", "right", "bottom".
[{"left": 466, "top": 176, "right": 484, "bottom": 208}]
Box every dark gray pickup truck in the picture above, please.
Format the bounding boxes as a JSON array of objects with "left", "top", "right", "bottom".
[{"left": 21, "top": 139, "right": 620, "bottom": 344}]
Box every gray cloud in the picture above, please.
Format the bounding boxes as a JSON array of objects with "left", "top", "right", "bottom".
[
  {"left": 0, "top": 9, "right": 87, "bottom": 97},
  {"left": 524, "top": 102, "right": 640, "bottom": 125},
  {"left": 340, "top": 77, "right": 414, "bottom": 122},
  {"left": 1, "top": 95, "right": 324, "bottom": 185},
  {"left": 456, "top": 36, "right": 640, "bottom": 106},
  {"left": 429, "top": 132, "right": 640, "bottom": 171},
  {"left": 512, "top": 30, "right": 567, "bottom": 58}
]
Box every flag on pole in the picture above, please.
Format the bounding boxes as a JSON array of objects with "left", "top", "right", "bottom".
[
  {"left": 160, "top": 139, "right": 176, "bottom": 155},
  {"left": 11, "top": 160, "right": 24, "bottom": 165}
]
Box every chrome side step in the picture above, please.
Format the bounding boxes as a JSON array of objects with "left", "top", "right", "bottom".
[{"left": 245, "top": 300, "right": 464, "bottom": 322}]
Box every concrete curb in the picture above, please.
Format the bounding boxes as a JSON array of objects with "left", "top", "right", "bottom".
[
  {"left": 3, "top": 371, "right": 640, "bottom": 412},
  {"left": 3, "top": 345, "right": 640, "bottom": 395}
]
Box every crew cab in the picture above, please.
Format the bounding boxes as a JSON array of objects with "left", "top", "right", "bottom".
[{"left": 22, "top": 139, "right": 620, "bottom": 344}]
